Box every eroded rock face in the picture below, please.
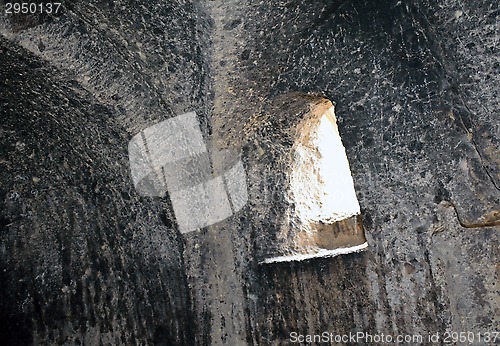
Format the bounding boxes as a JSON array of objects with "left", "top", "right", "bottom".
[{"left": 1, "top": 0, "right": 498, "bottom": 345}]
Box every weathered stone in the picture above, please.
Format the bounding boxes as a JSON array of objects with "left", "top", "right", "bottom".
[{"left": 0, "top": 0, "right": 498, "bottom": 345}]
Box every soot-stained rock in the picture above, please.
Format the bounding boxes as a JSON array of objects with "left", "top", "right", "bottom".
[{"left": 1, "top": 0, "right": 498, "bottom": 345}]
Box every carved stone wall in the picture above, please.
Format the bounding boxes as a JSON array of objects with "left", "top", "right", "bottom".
[{"left": 1, "top": 0, "right": 498, "bottom": 345}]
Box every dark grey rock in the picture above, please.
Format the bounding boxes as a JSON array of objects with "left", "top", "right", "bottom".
[{"left": 0, "top": 0, "right": 498, "bottom": 345}]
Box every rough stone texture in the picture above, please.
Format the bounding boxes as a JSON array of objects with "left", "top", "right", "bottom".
[{"left": 1, "top": 0, "right": 498, "bottom": 345}]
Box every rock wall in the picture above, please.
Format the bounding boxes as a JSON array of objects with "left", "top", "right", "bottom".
[{"left": 0, "top": 0, "right": 498, "bottom": 345}]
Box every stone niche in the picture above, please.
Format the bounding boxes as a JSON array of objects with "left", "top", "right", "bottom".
[{"left": 249, "top": 95, "right": 367, "bottom": 264}]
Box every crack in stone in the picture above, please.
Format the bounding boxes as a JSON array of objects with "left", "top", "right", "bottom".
[
  {"left": 454, "top": 89, "right": 500, "bottom": 192},
  {"left": 443, "top": 201, "right": 500, "bottom": 229}
]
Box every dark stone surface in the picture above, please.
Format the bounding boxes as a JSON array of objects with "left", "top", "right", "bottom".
[
  {"left": 0, "top": 37, "right": 195, "bottom": 345},
  {"left": 1, "top": 0, "right": 498, "bottom": 345}
]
